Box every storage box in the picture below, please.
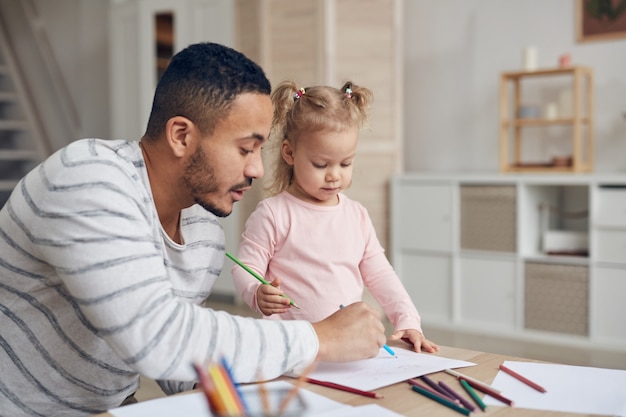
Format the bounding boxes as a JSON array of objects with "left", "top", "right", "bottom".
[
  {"left": 542, "top": 230, "right": 588, "bottom": 254},
  {"left": 524, "top": 262, "right": 588, "bottom": 336},
  {"left": 460, "top": 185, "right": 516, "bottom": 252}
]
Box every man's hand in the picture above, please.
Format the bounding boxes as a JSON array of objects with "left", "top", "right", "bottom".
[{"left": 312, "top": 302, "right": 385, "bottom": 362}]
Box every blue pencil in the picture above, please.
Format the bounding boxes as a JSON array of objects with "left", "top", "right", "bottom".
[
  {"left": 219, "top": 357, "right": 250, "bottom": 414},
  {"left": 383, "top": 344, "right": 397, "bottom": 358},
  {"left": 339, "top": 304, "right": 396, "bottom": 358}
]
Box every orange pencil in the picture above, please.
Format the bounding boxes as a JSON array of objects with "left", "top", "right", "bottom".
[{"left": 499, "top": 363, "right": 547, "bottom": 393}]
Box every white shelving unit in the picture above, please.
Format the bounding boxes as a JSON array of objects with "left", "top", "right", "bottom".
[{"left": 391, "top": 172, "right": 626, "bottom": 351}]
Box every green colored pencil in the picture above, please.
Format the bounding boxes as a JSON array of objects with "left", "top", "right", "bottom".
[
  {"left": 410, "top": 384, "right": 471, "bottom": 416},
  {"left": 225, "top": 252, "right": 301, "bottom": 309},
  {"left": 460, "top": 378, "right": 487, "bottom": 411}
]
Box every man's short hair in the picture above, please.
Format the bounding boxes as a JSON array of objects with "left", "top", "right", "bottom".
[{"left": 144, "top": 42, "right": 271, "bottom": 139}]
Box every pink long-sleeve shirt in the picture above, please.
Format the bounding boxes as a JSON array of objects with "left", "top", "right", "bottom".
[{"left": 232, "top": 191, "right": 423, "bottom": 333}]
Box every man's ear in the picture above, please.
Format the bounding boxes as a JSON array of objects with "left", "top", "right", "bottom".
[
  {"left": 281, "top": 140, "right": 295, "bottom": 166},
  {"left": 165, "top": 116, "right": 196, "bottom": 158}
]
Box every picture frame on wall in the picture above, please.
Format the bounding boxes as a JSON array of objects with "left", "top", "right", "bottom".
[{"left": 577, "top": 0, "right": 626, "bottom": 42}]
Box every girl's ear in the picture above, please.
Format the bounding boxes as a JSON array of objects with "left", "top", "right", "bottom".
[{"left": 281, "top": 140, "right": 295, "bottom": 166}]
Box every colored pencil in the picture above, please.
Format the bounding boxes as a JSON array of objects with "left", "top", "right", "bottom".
[
  {"left": 220, "top": 357, "right": 250, "bottom": 414},
  {"left": 258, "top": 381, "right": 270, "bottom": 415},
  {"left": 192, "top": 362, "right": 226, "bottom": 415},
  {"left": 499, "top": 363, "right": 547, "bottom": 393},
  {"left": 216, "top": 361, "right": 248, "bottom": 414},
  {"left": 408, "top": 379, "right": 460, "bottom": 404},
  {"left": 278, "top": 360, "right": 317, "bottom": 415},
  {"left": 339, "top": 304, "right": 396, "bottom": 358},
  {"left": 339, "top": 304, "right": 398, "bottom": 358},
  {"left": 383, "top": 344, "right": 398, "bottom": 357},
  {"left": 420, "top": 375, "right": 458, "bottom": 402},
  {"left": 410, "top": 384, "right": 471, "bottom": 416},
  {"left": 444, "top": 368, "right": 503, "bottom": 394},
  {"left": 460, "top": 378, "right": 487, "bottom": 411},
  {"left": 438, "top": 380, "right": 476, "bottom": 412},
  {"left": 226, "top": 252, "right": 301, "bottom": 309},
  {"left": 460, "top": 376, "right": 515, "bottom": 407},
  {"left": 208, "top": 363, "right": 242, "bottom": 414},
  {"left": 305, "top": 377, "right": 383, "bottom": 399},
  {"left": 254, "top": 370, "right": 271, "bottom": 416}
]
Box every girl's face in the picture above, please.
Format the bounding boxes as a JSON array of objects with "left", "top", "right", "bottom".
[{"left": 282, "top": 127, "right": 358, "bottom": 206}]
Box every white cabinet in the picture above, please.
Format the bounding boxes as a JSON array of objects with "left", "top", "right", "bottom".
[
  {"left": 594, "top": 187, "right": 626, "bottom": 227},
  {"left": 592, "top": 266, "right": 626, "bottom": 342},
  {"left": 595, "top": 230, "right": 626, "bottom": 263},
  {"left": 459, "top": 255, "right": 517, "bottom": 329},
  {"left": 593, "top": 186, "right": 626, "bottom": 264},
  {"left": 391, "top": 181, "right": 453, "bottom": 323},
  {"left": 391, "top": 173, "right": 626, "bottom": 351},
  {"left": 391, "top": 181, "right": 453, "bottom": 252},
  {"left": 399, "top": 253, "right": 452, "bottom": 322}
]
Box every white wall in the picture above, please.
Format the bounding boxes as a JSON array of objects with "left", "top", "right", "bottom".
[
  {"left": 404, "top": 0, "right": 626, "bottom": 173},
  {"left": 35, "top": 0, "right": 110, "bottom": 141},
  {"left": 25, "top": 0, "right": 626, "bottom": 172}
]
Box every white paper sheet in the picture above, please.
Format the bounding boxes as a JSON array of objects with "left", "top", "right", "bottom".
[
  {"left": 108, "top": 380, "right": 403, "bottom": 417},
  {"left": 484, "top": 360, "right": 626, "bottom": 416},
  {"left": 307, "top": 346, "right": 476, "bottom": 391},
  {"left": 315, "top": 404, "right": 404, "bottom": 417},
  {"left": 109, "top": 392, "right": 207, "bottom": 417}
]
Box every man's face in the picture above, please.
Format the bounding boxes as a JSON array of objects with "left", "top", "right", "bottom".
[{"left": 183, "top": 93, "right": 272, "bottom": 217}]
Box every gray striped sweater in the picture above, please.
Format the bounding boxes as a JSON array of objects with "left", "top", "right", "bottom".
[{"left": 0, "top": 139, "right": 318, "bottom": 416}]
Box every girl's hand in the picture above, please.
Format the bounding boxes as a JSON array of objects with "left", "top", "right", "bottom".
[
  {"left": 389, "top": 329, "right": 440, "bottom": 353},
  {"left": 256, "top": 277, "right": 290, "bottom": 316}
]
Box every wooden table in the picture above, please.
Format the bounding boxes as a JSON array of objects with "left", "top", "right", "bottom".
[{"left": 94, "top": 345, "right": 605, "bottom": 416}]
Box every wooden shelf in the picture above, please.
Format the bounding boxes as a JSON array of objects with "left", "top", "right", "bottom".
[
  {"left": 499, "top": 66, "right": 594, "bottom": 173},
  {"left": 502, "top": 117, "right": 591, "bottom": 127},
  {"left": 501, "top": 67, "right": 586, "bottom": 79},
  {"left": 503, "top": 164, "right": 593, "bottom": 173}
]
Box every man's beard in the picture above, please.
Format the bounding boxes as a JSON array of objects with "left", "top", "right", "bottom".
[{"left": 184, "top": 145, "right": 252, "bottom": 217}]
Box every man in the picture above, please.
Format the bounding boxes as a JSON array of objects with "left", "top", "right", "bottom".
[{"left": 0, "top": 42, "right": 385, "bottom": 416}]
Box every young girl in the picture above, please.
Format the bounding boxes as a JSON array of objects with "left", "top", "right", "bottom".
[{"left": 232, "top": 80, "right": 438, "bottom": 353}]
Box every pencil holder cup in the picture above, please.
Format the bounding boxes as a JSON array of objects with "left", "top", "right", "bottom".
[{"left": 218, "top": 388, "right": 307, "bottom": 417}]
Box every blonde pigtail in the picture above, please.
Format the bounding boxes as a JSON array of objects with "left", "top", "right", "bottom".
[
  {"left": 270, "top": 81, "right": 298, "bottom": 142},
  {"left": 341, "top": 81, "right": 373, "bottom": 129}
]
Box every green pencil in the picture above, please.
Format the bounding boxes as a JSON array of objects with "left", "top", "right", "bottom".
[
  {"left": 460, "top": 378, "right": 487, "bottom": 411},
  {"left": 410, "top": 384, "right": 471, "bottom": 416},
  {"left": 225, "top": 252, "right": 301, "bottom": 309}
]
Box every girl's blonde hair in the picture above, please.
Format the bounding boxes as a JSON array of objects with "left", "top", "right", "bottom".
[{"left": 266, "top": 80, "right": 373, "bottom": 196}]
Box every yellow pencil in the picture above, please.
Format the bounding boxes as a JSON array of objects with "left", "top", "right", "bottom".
[{"left": 208, "top": 363, "right": 241, "bottom": 414}]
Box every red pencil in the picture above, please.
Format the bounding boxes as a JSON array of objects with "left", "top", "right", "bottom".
[
  {"left": 305, "top": 377, "right": 383, "bottom": 399},
  {"left": 460, "top": 376, "right": 515, "bottom": 407},
  {"left": 499, "top": 364, "right": 547, "bottom": 393}
]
